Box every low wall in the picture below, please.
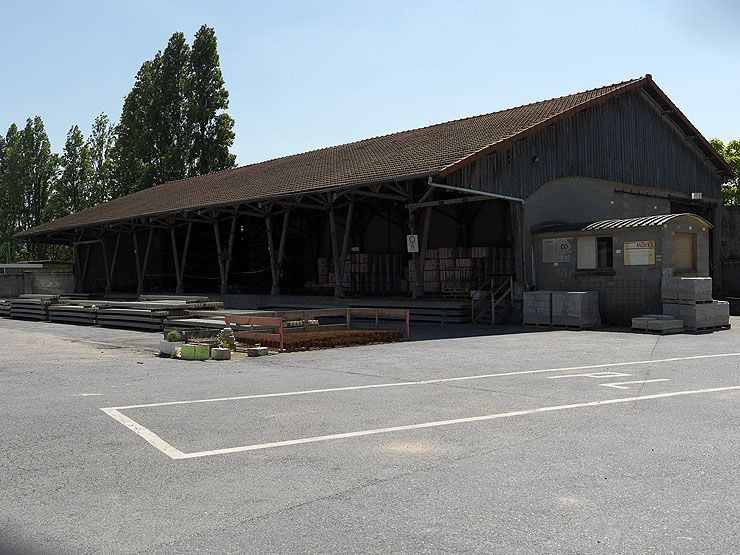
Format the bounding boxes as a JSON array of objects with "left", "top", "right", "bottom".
[{"left": 0, "top": 271, "right": 74, "bottom": 298}]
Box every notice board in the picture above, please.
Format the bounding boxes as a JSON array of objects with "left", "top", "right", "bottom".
[{"left": 623, "top": 240, "right": 655, "bottom": 266}]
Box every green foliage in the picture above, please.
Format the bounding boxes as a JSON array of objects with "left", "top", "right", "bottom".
[
  {"left": 165, "top": 330, "right": 183, "bottom": 342},
  {"left": 53, "top": 125, "right": 92, "bottom": 215},
  {"left": 114, "top": 25, "right": 236, "bottom": 194},
  {"left": 87, "top": 113, "right": 116, "bottom": 206},
  {"left": 710, "top": 138, "right": 740, "bottom": 206}
]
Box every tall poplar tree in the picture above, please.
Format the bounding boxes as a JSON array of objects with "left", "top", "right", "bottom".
[
  {"left": 87, "top": 113, "right": 116, "bottom": 205},
  {"left": 55, "top": 125, "right": 91, "bottom": 215},
  {"left": 114, "top": 26, "right": 236, "bottom": 194},
  {"left": 188, "top": 24, "right": 236, "bottom": 175}
]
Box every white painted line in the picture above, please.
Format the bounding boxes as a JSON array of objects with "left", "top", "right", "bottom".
[
  {"left": 106, "top": 352, "right": 740, "bottom": 410},
  {"left": 600, "top": 379, "right": 670, "bottom": 390},
  {"left": 102, "top": 386, "right": 740, "bottom": 460},
  {"left": 546, "top": 371, "right": 632, "bottom": 380},
  {"left": 79, "top": 393, "right": 104, "bottom": 397},
  {"left": 101, "top": 408, "right": 186, "bottom": 459}
]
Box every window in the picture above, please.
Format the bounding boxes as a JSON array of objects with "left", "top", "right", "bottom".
[
  {"left": 596, "top": 237, "right": 613, "bottom": 269},
  {"left": 577, "top": 236, "right": 613, "bottom": 270}
]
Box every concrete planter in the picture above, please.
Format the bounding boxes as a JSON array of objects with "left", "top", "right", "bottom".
[
  {"left": 160, "top": 340, "right": 184, "bottom": 356},
  {"left": 210, "top": 347, "right": 231, "bottom": 361},
  {"left": 180, "top": 344, "right": 211, "bottom": 361}
]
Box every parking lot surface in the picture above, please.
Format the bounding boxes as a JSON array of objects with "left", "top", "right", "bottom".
[{"left": 1, "top": 317, "right": 739, "bottom": 554}]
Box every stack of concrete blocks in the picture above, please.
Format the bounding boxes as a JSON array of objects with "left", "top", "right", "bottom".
[
  {"left": 551, "top": 291, "right": 601, "bottom": 329},
  {"left": 661, "top": 276, "right": 730, "bottom": 330},
  {"left": 523, "top": 291, "right": 552, "bottom": 326},
  {"left": 631, "top": 314, "right": 684, "bottom": 333}
]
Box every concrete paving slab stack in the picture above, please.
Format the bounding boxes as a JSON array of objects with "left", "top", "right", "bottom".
[
  {"left": 551, "top": 291, "right": 601, "bottom": 329},
  {"left": 661, "top": 276, "right": 730, "bottom": 331},
  {"left": 523, "top": 291, "right": 552, "bottom": 326}
]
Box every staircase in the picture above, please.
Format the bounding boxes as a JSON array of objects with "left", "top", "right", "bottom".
[{"left": 471, "top": 276, "right": 514, "bottom": 325}]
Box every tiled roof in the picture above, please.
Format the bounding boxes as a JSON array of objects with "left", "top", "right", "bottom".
[
  {"left": 18, "top": 75, "right": 673, "bottom": 239},
  {"left": 532, "top": 213, "right": 712, "bottom": 234}
]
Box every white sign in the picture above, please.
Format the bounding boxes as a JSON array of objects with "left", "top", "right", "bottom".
[
  {"left": 624, "top": 240, "right": 655, "bottom": 266},
  {"left": 406, "top": 234, "right": 419, "bottom": 253}
]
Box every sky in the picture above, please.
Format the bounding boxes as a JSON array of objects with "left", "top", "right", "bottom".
[{"left": 1, "top": 0, "right": 739, "bottom": 166}]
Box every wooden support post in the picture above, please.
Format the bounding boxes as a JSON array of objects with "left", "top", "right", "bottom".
[
  {"left": 265, "top": 213, "right": 278, "bottom": 296},
  {"left": 133, "top": 229, "right": 153, "bottom": 295},
  {"left": 72, "top": 244, "right": 80, "bottom": 293},
  {"left": 101, "top": 238, "right": 110, "bottom": 293},
  {"left": 170, "top": 226, "right": 181, "bottom": 293},
  {"left": 81, "top": 244, "right": 92, "bottom": 292},
  {"left": 409, "top": 206, "right": 432, "bottom": 299},
  {"left": 175, "top": 222, "right": 193, "bottom": 294},
  {"left": 223, "top": 215, "right": 238, "bottom": 295},
  {"left": 328, "top": 206, "right": 345, "bottom": 298},
  {"left": 104, "top": 232, "right": 121, "bottom": 294},
  {"left": 213, "top": 220, "right": 227, "bottom": 294}
]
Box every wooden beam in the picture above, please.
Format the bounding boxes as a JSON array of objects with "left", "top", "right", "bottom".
[
  {"left": 339, "top": 199, "right": 354, "bottom": 281},
  {"left": 328, "top": 206, "right": 345, "bottom": 298},
  {"left": 407, "top": 194, "right": 492, "bottom": 210},
  {"left": 265, "top": 213, "right": 280, "bottom": 295},
  {"left": 170, "top": 227, "right": 182, "bottom": 293},
  {"left": 179, "top": 222, "right": 192, "bottom": 294},
  {"left": 213, "top": 220, "right": 227, "bottom": 294},
  {"left": 80, "top": 243, "right": 92, "bottom": 293},
  {"left": 106, "top": 232, "right": 121, "bottom": 293},
  {"left": 222, "top": 215, "right": 238, "bottom": 294}
]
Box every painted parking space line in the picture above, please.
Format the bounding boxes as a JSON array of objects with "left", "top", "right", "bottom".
[
  {"left": 102, "top": 386, "right": 740, "bottom": 460},
  {"left": 600, "top": 379, "right": 671, "bottom": 390},
  {"left": 546, "top": 371, "right": 632, "bottom": 379},
  {"left": 107, "top": 352, "right": 740, "bottom": 410}
]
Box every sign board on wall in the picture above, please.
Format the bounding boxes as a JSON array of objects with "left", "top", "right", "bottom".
[
  {"left": 406, "top": 234, "right": 419, "bottom": 253},
  {"left": 624, "top": 240, "right": 655, "bottom": 265},
  {"left": 542, "top": 237, "right": 573, "bottom": 263}
]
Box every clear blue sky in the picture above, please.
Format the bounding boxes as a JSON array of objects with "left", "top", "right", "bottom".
[{"left": 1, "top": 0, "right": 738, "bottom": 166}]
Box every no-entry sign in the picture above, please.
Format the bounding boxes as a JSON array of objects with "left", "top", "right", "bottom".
[{"left": 406, "top": 234, "right": 419, "bottom": 253}]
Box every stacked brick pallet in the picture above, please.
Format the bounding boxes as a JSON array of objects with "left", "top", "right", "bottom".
[
  {"left": 523, "top": 291, "right": 552, "bottom": 326},
  {"left": 317, "top": 254, "right": 406, "bottom": 294},
  {"left": 410, "top": 247, "right": 514, "bottom": 293}
]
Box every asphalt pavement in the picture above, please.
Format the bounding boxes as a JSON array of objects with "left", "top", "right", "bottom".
[{"left": 1, "top": 317, "right": 738, "bottom": 554}]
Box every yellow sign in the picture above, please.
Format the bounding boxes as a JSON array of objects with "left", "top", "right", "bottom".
[{"left": 624, "top": 240, "right": 655, "bottom": 266}]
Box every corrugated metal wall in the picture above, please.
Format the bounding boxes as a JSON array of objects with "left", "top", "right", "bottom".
[{"left": 446, "top": 89, "right": 723, "bottom": 200}]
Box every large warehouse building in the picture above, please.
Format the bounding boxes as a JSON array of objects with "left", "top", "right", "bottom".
[{"left": 15, "top": 75, "right": 734, "bottom": 322}]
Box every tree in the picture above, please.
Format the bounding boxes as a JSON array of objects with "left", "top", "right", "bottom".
[
  {"left": 710, "top": 138, "right": 740, "bottom": 206},
  {"left": 114, "top": 26, "right": 236, "bottom": 194},
  {"left": 87, "top": 113, "right": 116, "bottom": 205},
  {"left": 54, "top": 125, "right": 91, "bottom": 215},
  {"left": 188, "top": 24, "right": 236, "bottom": 175}
]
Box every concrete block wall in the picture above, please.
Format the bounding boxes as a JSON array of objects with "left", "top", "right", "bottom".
[
  {"left": 0, "top": 271, "right": 74, "bottom": 298},
  {"left": 721, "top": 207, "right": 740, "bottom": 295}
]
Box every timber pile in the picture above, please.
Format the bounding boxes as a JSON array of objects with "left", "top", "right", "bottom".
[
  {"left": 10, "top": 295, "right": 64, "bottom": 320},
  {"left": 49, "top": 301, "right": 109, "bottom": 325},
  {"left": 0, "top": 299, "right": 10, "bottom": 317}
]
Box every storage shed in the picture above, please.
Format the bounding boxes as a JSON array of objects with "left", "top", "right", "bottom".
[
  {"left": 13, "top": 75, "right": 734, "bottom": 324},
  {"left": 532, "top": 214, "right": 711, "bottom": 322}
]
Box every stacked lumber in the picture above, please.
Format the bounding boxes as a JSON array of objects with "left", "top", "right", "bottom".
[
  {"left": 0, "top": 299, "right": 10, "bottom": 318},
  {"left": 551, "top": 291, "right": 601, "bottom": 329},
  {"left": 48, "top": 301, "right": 107, "bottom": 325},
  {"left": 10, "top": 295, "right": 63, "bottom": 320}
]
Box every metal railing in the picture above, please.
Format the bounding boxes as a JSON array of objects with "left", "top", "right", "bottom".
[{"left": 471, "top": 276, "right": 513, "bottom": 325}]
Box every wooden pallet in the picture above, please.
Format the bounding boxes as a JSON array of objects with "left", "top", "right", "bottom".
[
  {"left": 687, "top": 324, "right": 731, "bottom": 334},
  {"left": 632, "top": 327, "right": 685, "bottom": 335}
]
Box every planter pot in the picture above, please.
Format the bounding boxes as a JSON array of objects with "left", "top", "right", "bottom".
[
  {"left": 247, "top": 346, "right": 269, "bottom": 357},
  {"left": 210, "top": 347, "right": 232, "bottom": 361},
  {"left": 180, "top": 343, "right": 211, "bottom": 361},
  {"left": 160, "top": 340, "right": 184, "bottom": 356}
]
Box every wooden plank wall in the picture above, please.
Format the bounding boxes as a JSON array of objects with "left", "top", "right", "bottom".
[{"left": 446, "top": 89, "right": 723, "bottom": 200}]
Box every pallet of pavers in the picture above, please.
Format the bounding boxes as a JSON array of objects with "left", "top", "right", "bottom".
[
  {"left": 660, "top": 276, "right": 730, "bottom": 332},
  {"left": 551, "top": 291, "right": 601, "bottom": 329},
  {"left": 632, "top": 314, "right": 684, "bottom": 334},
  {"left": 10, "top": 295, "right": 64, "bottom": 321},
  {"left": 523, "top": 291, "right": 552, "bottom": 327}
]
